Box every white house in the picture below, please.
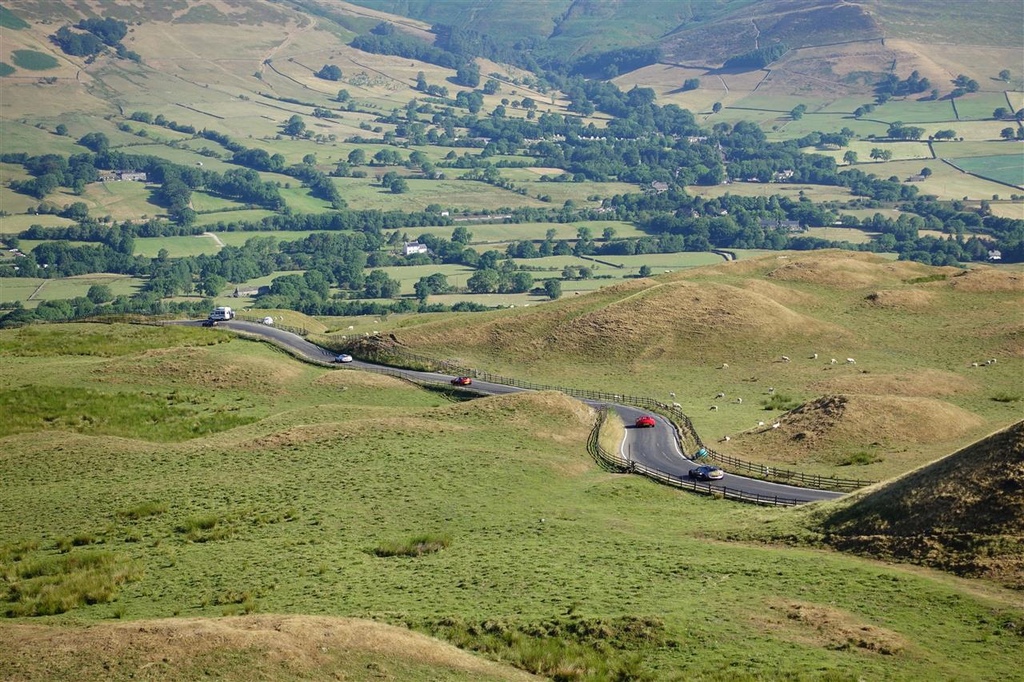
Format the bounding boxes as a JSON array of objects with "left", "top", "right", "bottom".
[{"left": 403, "top": 242, "right": 429, "bottom": 256}]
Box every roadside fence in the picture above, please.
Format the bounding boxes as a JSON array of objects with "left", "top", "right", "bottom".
[{"left": 353, "top": 340, "right": 874, "bottom": 493}]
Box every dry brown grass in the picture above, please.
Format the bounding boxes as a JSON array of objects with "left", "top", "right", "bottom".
[
  {"left": 312, "top": 369, "right": 412, "bottom": 390},
  {"left": 946, "top": 268, "right": 1024, "bottom": 294},
  {"left": 809, "top": 369, "right": 977, "bottom": 398},
  {"left": 245, "top": 416, "right": 458, "bottom": 451},
  {"left": 753, "top": 599, "right": 908, "bottom": 656},
  {"left": 819, "top": 420, "right": 1024, "bottom": 587},
  {"left": 762, "top": 252, "right": 937, "bottom": 290},
  {"left": 95, "top": 347, "right": 304, "bottom": 393},
  {"left": 0, "top": 614, "right": 537, "bottom": 681},
  {"left": 863, "top": 288, "right": 937, "bottom": 310},
  {"left": 739, "top": 278, "right": 821, "bottom": 307}
]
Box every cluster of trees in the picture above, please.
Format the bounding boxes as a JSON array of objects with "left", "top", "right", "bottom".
[
  {"left": 314, "top": 64, "right": 342, "bottom": 81},
  {"left": 875, "top": 71, "right": 931, "bottom": 100},
  {"left": 950, "top": 74, "right": 980, "bottom": 98},
  {"left": 52, "top": 17, "right": 138, "bottom": 61},
  {"left": 724, "top": 45, "right": 788, "bottom": 70}
]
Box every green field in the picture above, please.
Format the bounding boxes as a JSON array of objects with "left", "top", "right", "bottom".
[
  {"left": 133, "top": 235, "right": 223, "bottom": 258},
  {"left": 0, "top": 275, "right": 143, "bottom": 306},
  {"left": 952, "top": 153, "right": 1024, "bottom": 187},
  {"left": 11, "top": 50, "right": 59, "bottom": 71},
  {"left": 0, "top": 324, "right": 1020, "bottom": 681}
]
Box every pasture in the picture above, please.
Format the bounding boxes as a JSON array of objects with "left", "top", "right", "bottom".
[
  {"left": 951, "top": 154, "right": 1024, "bottom": 187},
  {"left": 133, "top": 235, "right": 222, "bottom": 259},
  {"left": 0, "top": 323, "right": 1019, "bottom": 681},
  {"left": 686, "top": 182, "right": 855, "bottom": 203}
]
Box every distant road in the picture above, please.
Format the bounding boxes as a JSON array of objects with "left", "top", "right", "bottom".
[{"left": 194, "top": 320, "right": 843, "bottom": 504}]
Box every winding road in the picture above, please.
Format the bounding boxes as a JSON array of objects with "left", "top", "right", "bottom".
[{"left": 200, "top": 320, "right": 844, "bottom": 505}]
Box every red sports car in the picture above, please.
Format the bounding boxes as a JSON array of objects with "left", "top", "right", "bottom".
[
  {"left": 451, "top": 376, "right": 473, "bottom": 386},
  {"left": 635, "top": 415, "right": 656, "bottom": 428}
]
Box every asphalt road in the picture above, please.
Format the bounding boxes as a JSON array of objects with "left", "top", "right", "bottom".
[{"left": 201, "top": 320, "right": 843, "bottom": 504}]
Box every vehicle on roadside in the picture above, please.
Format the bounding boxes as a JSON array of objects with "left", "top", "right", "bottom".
[
  {"left": 688, "top": 465, "right": 725, "bottom": 481},
  {"left": 202, "top": 319, "right": 216, "bottom": 327},
  {"left": 262, "top": 316, "right": 274, "bottom": 326},
  {"left": 451, "top": 376, "right": 472, "bottom": 386},
  {"left": 208, "top": 306, "right": 235, "bottom": 322},
  {"left": 334, "top": 354, "right": 353, "bottom": 363},
  {"left": 635, "top": 415, "right": 656, "bottom": 428}
]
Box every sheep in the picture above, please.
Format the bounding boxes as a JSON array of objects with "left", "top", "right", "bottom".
[
  {"left": 669, "top": 392, "right": 676, "bottom": 398},
  {"left": 972, "top": 362, "right": 980, "bottom": 367},
  {"left": 720, "top": 435, "right": 730, "bottom": 442},
  {"left": 757, "top": 421, "right": 765, "bottom": 427},
  {"left": 715, "top": 392, "right": 726, "bottom": 399},
  {"left": 720, "top": 363, "right": 729, "bottom": 369},
  {"left": 846, "top": 358, "right": 856, "bottom": 364},
  {"left": 347, "top": 325, "right": 354, "bottom": 330},
  {"left": 810, "top": 353, "right": 818, "bottom": 360},
  {"left": 772, "top": 422, "right": 781, "bottom": 429},
  {"left": 709, "top": 405, "right": 719, "bottom": 411},
  {"left": 781, "top": 355, "right": 791, "bottom": 362},
  {"left": 990, "top": 358, "right": 997, "bottom": 364},
  {"left": 767, "top": 387, "right": 776, "bottom": 394},
  {"left": 735, "top": 397, "right": 743, "bottom": 404},
  {"left": 672, "top": 402, "right": 681, "bottom": 408},
  {"left": 831, "top": 358, "right": 838, "bottom": 365}
]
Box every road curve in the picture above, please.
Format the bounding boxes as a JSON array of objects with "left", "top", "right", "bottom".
[{"left": 198, "top": 320, "right": 843, "bottom": 504}]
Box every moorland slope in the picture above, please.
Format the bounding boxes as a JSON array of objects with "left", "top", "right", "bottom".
[{"left": 816, "top": 419, "right": 1024, "bottom": 588}]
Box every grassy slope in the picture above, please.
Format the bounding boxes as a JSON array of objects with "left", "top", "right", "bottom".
[
  {"left": 355, "top": 251, "right": 1024, "bottom": 481},
  {"left": 0, "top": 323, "right": 1021, "bottom": 681},
  {"left": 813, "top": 420, "right": 1024, "bottom": 588}
]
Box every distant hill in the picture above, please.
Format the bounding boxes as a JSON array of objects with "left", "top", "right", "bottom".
[
  {"left": 817, "top": 420, "right": 1024, "bottom": 588},
  {"left": 342, "top": 0, "right": 1023, "bottom": 65}
]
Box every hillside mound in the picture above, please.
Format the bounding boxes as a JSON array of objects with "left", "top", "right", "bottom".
[
  {"left": 810, "top": 369, "right": 976, "bottom": 399},
  {"left": 397, "top": 279, "right": 842, "bottom": 362},
  {"left": 736, "top": 394, "right": 984, "bottom": 462},
  {"left": 863, "top": 289, "right": 936, "bottom": 310},
  {"left": 947, "top": 268, "right": 1024, "bottom": 294},
  {"left": 763, "top": 252, "right": 938, "bottom": 290},
  {"left": 0, "top": 615, "right": 536, "bottom": 681},
  {"left": 818, "top": 420, "right": 1024, "bottom": 587}
]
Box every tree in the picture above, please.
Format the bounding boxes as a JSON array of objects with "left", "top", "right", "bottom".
[
  {"left": 77, "top": 132, "right": 109, "bottom": 153},
  {"left": 712, "top": 102, "right": 722, "bottom": 114},
  {"left": 602, "top": 226, "right": 617, "bottom": 241},
  {"left": 507, "top": 271, "right": 533, "bottom": 293},
  {"left": 638, "top": 264, "right": 652, "bottom": 277},
  {"left": 543, "top": 279, "right": 562, "bottom": 300},
  {"left": 790, "top": 104, "right": 807, "bottom": 120},
  {"left": 999, "top": 69, "right": 1011, "bottom": 82},
  {"left": 869, "top": 147, "right": 892, "bottom": 161},
  {"left": 86, "top": 284, "right": 113, "bottom": 304},
  {"left": 467, "top": 268, "right": 500, "bottom": 293},
  {"left": 455, "top": 61, "right": 480, "bottom": 88},
  {"left": 682, "top": 78, "right": 700, "bottom": 91},
  {"left": 482, "top": 78, "right": 500, "bottom": 95},
  {"left": 389, "top": 177, "right": 409, "bottom": 193},
  {"left": 337, "top": 89, "right": 351, "bottom": 102},
  {"left": 54, "top": 124, "right": 68, "bottom": 136},
  {"left": 314, "top": 64, "right": 342, "bottom": 81},
  {"left": 993, "top": 107, "right": 1010, "bottom": 120},
  {"left": 451, "top": 226, "right": 472, "bottom": 244},
  {"left": 199, "top": 273, "right": 227, "bottom": 297},
  {"left": 843, "top": 150, "right": 858, "bottom": 165},
  {"left": 302, "top": 153, "right": 317, "bottom": 166},
  {"left": 347, "top": 148, "right": 366, "bottom": 165},
  {"left": 1000, "top": 127, "right": 1016, "bottom": 140},
  {"left": 363, "top": 269, "right": 400, "bottom": 298},
  {"left": 282, "top": 115, "right": 306, "bottom": 137},
  {"left": 920, "top": 167, "right": 933, "bottom": 178}
]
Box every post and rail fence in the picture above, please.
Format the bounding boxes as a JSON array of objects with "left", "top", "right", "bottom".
[{"left": 351, "top": 339, "right": 875, "bottom": 494}]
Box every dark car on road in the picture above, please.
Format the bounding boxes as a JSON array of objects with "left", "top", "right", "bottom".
[{"left": 688, "top": 465, "right": 725, "bottom": 481}]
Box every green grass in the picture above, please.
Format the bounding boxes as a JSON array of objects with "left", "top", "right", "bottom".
[
  {"left": 0, "top": 6, "right": 29, "bottom": 29},
  {"left": 133, "top": 235, "right": 222, "bottom": 258},
  {"left": 0, "top": 275, "right": 144, "bottom": 305},
  {"left": 373, "top": 533, "right": 451, "bottom": 558},
  {"left": 951, "top": 154, "right": 1024, "bottom": 187},
  {"left": 11, "top": 50, "right": 58, "bottom": 71},
  {"left": 0, "top": 549, "right": 140, "bottom": 617},
  {"left": 0, "top": 324, "right": 1019, "bottom": 681}
]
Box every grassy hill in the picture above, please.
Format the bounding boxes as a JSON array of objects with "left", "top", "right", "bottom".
[
  {"left": 0, "top": 615, "right": 537, "bottom": 681},
  {"left": 348, "top": 251, "right": 1024, "bottom": 481},
  {"left": 814, "top": 419, "right": 1024, "bottom": 588},
  {"left": 1, "top": 322, "right": 1022, "bottom": 680}
]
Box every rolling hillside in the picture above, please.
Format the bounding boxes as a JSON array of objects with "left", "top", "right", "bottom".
[
  {"left": 816, "top": 419, "right": 1024, "bottom": 588},
  {"left": 364, "top": 251, "right": 1024, "bottom": 480}
]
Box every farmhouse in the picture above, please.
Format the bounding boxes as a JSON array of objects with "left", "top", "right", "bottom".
[
  {"left": 403, "top": 242, "right": 429, "bottom": 256},
  {"left": 760, "top": 218, "right": 804, "bottom": 232},
  {"left": 99, "top": 170, "right": 149, "bottom": 182}
]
